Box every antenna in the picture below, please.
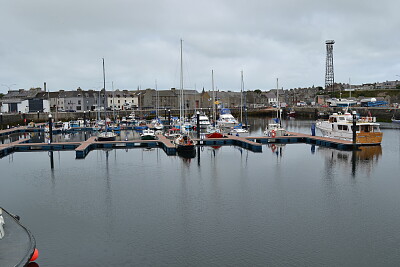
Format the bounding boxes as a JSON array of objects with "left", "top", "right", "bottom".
[{"left": 325, "top": 40, "right": 335, "bottom": 93}]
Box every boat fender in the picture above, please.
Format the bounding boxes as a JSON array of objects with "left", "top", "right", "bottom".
[
  {"left": 271, "top": 130, "right": 276, "bottom": 138},
  {"left": 30, "top": 248, "right": 39, "bottom": 262}
]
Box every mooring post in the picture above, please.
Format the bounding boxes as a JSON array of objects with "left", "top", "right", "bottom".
[
  {"left": 48, "top": 114, "right": 53, "bottom": 143},
  {"left": 196, "top": 111, "right": 200, "bottom": 139},
  {"left": 352, "top": 111, "right": 357, "bottom": 145},
  {"left": 83, "top": 111, "right": 86, "bottom": 128}
]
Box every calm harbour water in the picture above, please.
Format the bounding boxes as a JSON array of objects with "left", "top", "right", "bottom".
[{"left": 1, "top": 118, "right": 400, "bottom": 266}]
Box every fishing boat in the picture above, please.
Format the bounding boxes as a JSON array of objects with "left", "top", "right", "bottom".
[
  {"left": 140, "top": 129, "right": 156, "bottom": 140},
  {"left": 316, "top": 111, "right": 383, "bottom": 145},
  {"left": 0, "top": 207, "right": 39, "bottom": 266}
]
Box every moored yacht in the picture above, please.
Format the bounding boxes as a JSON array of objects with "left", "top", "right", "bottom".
[
  {"left": 140, "top": 129, "right": 156, "bottom": 140},
  {"left": 316, "top": 112, "right": 383, "bottom": 145},
  {"left": 217, "top": 108, "right": 239, "bottom": 128},
  {"left": 191, "top": 112, "right": 211, "bottom": 129}
]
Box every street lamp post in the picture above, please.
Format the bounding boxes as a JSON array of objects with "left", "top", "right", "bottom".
[
  {"left": 168, "top": 109, "right": 171, "bottom": 126},
  {"left": 0, "top": 112, "right": 3, "bottom": 130}
]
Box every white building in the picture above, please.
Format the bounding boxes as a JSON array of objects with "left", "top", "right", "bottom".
[{"left": 107, "top": 90, "right": 138, "bottom": 110}]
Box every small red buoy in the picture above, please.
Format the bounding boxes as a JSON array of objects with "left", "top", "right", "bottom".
[{"left": 30, "top": 248, "right": 39, "bottom": 262}]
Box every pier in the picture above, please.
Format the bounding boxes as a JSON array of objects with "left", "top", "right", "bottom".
[{"left": 0, "top": 125, "right": 369, "bottom": 159}]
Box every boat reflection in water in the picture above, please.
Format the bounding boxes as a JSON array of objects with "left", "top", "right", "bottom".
[
  {"left": 316, "top": 145, "right": 382, "bottom": 177},
  {"left": 177, "top": 149, "right": 196, "bottom": 162},
  {"left": 267, "top": 143, "right": 285, "bottom": 157}
]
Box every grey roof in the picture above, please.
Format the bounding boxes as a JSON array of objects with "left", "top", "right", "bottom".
[{"left": 2, "top": 88, "right": 43, "bottom": 99}]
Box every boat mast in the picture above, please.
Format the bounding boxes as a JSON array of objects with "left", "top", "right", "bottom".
[
  {"left": 240, "top": 70, "right": 244, "bottom": 124},
  {"left": 155, "top": 79, "right": 158, "bottom": 118},
  {"left": 179, "top": 39, "right": 183, "bottom": 125},
  {"left": 276, "top": 78, "right": 279, "bottom": 120},
  {"left": 102, "top": 58, "right": 106, "bottom": 121},
  {"left": 112, "top": 81, "right": 115, "bottom": 121},
  {"left": 212, "top": 69, "right": 216, "bottom": 125}
]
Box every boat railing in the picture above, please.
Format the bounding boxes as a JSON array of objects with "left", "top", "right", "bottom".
[{"left": 359, "top": 116, "right": 376, "bottom": 123}]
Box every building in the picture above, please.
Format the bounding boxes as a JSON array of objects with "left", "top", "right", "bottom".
[
  {"left": 107, "top": 89, "right": 138, "bottom": 110},
  {"left": 0, "top": 88, "right": 50, "bottom": 113}
]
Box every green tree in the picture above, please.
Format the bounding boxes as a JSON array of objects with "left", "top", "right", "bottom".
[{"left": 254, "top": 89, "right": 262, "bottom": 94}]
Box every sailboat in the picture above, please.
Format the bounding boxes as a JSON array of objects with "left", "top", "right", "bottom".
[
  {"left": 173, "top": 39, "right": 196, "bottom": 152},
  {"left": 230, "top": 70, "right": 249, "bottom": 135},
  {"left": 150, "top": 80, "right": 164, "bottom": 130},
  {"left": 264, "top": 78, "right": 286, "bottom": 137},
  {"left": 97, "top": 58, "right": 117, "bottom": 141}
]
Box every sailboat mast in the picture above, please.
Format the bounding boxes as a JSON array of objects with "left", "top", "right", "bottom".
[
  {"left": 212, "top": 69, "right": 216, "bottom": 125},
  {"left": 155, "top": 79, "right": 158, "bottom": 118},
  {"left": 102, "top": 58, "right": 106, "bottom": 121},
  {"left": 112, "top": 81, "right": 115, "bottom": 121},
  {"left": 240, "top": 70, "right": 244, "bottom": 124},
  {"left": 276, "top": 78, "right": 279, "bottom": 119},
  {"left": 179, "top": 39, "right": 183, "bottom": 122}
]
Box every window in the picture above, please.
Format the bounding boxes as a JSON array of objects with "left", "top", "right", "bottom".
[
  {"left": 76, "top": 106, "right": 81, "bottom": 110},
  {"left": 78, "top": 100, "right": 81, "bottom": 105}
]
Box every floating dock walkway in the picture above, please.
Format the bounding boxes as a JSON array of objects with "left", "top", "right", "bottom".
[{"left": 0, "top": 126, "right": 367, "bottom": 159}]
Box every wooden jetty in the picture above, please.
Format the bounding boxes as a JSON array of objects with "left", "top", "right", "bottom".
[{"left": 0, "top": 125, "right": 372, "bottom": 159}]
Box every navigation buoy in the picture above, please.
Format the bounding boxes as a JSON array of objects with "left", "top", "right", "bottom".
[{"left": 30, "top": 248, "right": 39, "bottom": 262}]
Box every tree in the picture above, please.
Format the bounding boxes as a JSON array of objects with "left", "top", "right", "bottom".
[{"left": 254, "top": 89, "right": 262, "bottom": 94}]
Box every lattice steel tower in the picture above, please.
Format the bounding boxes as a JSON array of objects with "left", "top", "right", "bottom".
[{"left": 325, "top": 40, "right": 335, "bottom": 92}]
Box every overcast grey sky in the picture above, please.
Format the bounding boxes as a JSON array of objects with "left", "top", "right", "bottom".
[{"left": 1, "top": 0, "right": 399, "bottom": 94}]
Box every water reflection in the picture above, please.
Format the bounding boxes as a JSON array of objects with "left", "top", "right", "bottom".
[
  {"left": 177, "top": 149, "right": 196, "bottom": 163},
  {"left": 267, "top": 143, "right": 285, "bottom": 157},
  {"left": 318, "top": 146, "right": 382, "bottom": 177}
]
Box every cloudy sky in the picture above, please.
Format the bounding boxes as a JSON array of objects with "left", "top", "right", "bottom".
[{"left": 1, "top": 0, "right": 399, "bottom": 94}]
